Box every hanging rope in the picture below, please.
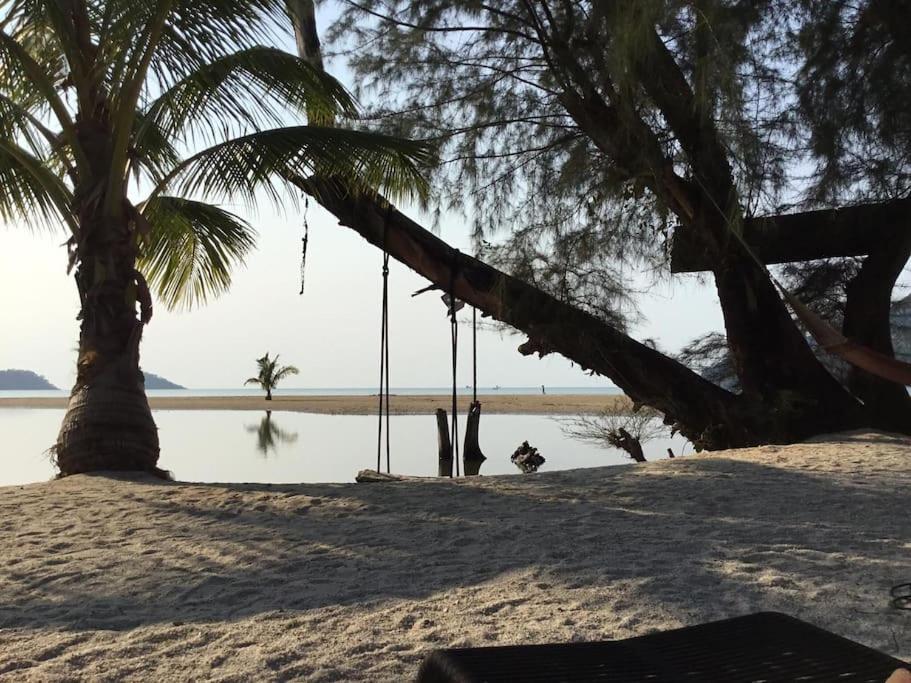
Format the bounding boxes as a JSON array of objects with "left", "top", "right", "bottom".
[
  {"left": 299, "top": 197, "right": 309, "bottom": 295},
  {"left": 472, "top": 307, "right": 478, "bottom": 403},
  {"left": 449, "top": 251, "right": 460, "bottom": 477},
  {"left": 376, "top": 216, "right": 391, "bottom": 474}
]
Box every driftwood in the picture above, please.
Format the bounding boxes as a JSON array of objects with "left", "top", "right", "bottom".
[
  {"left": 436, "top": 408, "right": 453, "bottom": 477},
  {"left": 355, "top": 469, "right": 407, "bottom": 483},
  {"left": 606, "top": 427, "right": 647, "bottom": 463},
  {"left": 511, "top": 441, "right": 545, "bottom": 473},
  {"left": 462, "top": 401, "right": 486, "bottom": 476},
  {"left": 355, "top": 470, "right": 441, "bottom": 483}
]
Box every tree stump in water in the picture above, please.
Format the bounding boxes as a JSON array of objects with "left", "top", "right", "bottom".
[
  {"left": 607, "top": 427, "right": 647, "bottom": 462},
  {"left": 511, "top": 441, "right": 545, "bottom": 473},
  {"left": 436, "top": 408, "right": 453, "bottom": 477},
  {"left": 462, "top": 401, "right": 486, "bottom": 476}
]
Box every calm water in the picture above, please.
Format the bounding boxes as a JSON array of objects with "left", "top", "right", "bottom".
[
  {"left": 0, "top": 409, "right": 686, "bottom": 486},
  {"left": 0, "top": 386, "right": 623, "bottom": 399}
]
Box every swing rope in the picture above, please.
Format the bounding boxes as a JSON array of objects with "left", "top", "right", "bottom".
[
  {"left": 472, "top": 306, "right": 478, "bottom": 404},
  {"left": 376, "top": 220, "right": 391, "bottom": 474},
  {"left": 449, "top": 253, "right": 460, "bottom": 477},
  {"left": 299, "top": 197, "right": 309, "bottom": 296}
]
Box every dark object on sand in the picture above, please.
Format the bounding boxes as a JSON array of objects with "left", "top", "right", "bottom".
[
  {"left": 892, "top": 583, "right": 911, "bottom": 610},
  {"left": 510, "top": 441, "right": 544, "bottom": 473},
  {"left": 416, "top": 611, "right": 908, "bottom": 682}
]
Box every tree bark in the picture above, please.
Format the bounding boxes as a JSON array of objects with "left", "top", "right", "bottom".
[
  {"left": 55, "top": 209, "right": 163, "bottom": 477},
  {"left": 463, "top": 401, "right": 486, "bottom": 476},
  {"left": 607, "top": 427, "right": 646, "bottom": 463},
  {"left": 436, "top": 408, "right": 453, "bottom": 477},
  {"left": 842, "top": 227, "right": 911, "bottom": 430},
  {"left": 672, "top": 199, "right": 911, "bottom": 272}
]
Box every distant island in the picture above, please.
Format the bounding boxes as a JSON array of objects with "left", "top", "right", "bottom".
[
  {"left": 143, "top": 372, "right": 185, "bottom": 390},
  {"left": 0, "top": 369, "right": 58, "bottom": 390}
]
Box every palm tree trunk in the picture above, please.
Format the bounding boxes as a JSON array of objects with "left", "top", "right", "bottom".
[
  {"left": 266, "top": 388, "right": 273, "bottom": 401},
  {"left": 54, "top": 210, "right": 163, "bottom": 477}
]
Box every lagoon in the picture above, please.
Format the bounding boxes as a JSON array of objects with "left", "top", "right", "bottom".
[{"left": 0, "top": 408, "right": 686, "bottom": 486}]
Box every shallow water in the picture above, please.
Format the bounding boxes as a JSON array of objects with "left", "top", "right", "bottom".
[{"left": 0, "top": 409, "right": 687, "bottom": 486}]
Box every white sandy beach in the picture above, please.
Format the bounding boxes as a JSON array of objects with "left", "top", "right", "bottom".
[{"left": 0, "top": 431, "right": 908, "bottom": 681}]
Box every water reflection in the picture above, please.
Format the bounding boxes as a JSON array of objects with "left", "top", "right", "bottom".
[
  {"left": 245, "top": 411, "right": 298, "bottom": 456},
  {"left": 1, "top": 409, "right": 689, "bottom": 486}
]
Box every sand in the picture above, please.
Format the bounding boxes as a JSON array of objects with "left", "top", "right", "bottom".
[
  {"left": 0, "top": 430, "right": 908, "bottom": 681},
  {"left": 0, "top": 393, "right": 630, "bottom": 415}
]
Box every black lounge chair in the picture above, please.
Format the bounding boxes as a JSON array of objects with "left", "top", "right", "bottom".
[{"left": 417, "top": 611, "right": 907, "bottom": 682}]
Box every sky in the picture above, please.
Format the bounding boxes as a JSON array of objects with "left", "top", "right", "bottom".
[
  {"left": 0, "top": 4, "right": 727, "bottom": 391},
  {"left": 0, "top": 200, "right": 724, "bottom": 390}
]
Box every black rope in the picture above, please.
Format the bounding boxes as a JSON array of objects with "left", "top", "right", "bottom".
[
  {"left": 384, "top": 256, "right": 390, "bottom": 474},
  {"left": 472, "top": 307, "right": 477, "bottom": 404},
  {"left": 450, "top": 250, "right": 460, "bottom": 477},
  {"left": 377, "top": 220, "right": 391, "bottom": 474},
  {"left": 299, "top": 197, "right": 309, "bottom": 295}
]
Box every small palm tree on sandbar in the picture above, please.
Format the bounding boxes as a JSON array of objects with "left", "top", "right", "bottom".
[{"left": 245, "top": 353, "right": 299, "bottom": 401}]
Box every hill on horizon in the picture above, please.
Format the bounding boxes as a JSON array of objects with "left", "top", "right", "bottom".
[
  {"left": 0, "top": 369, "right": 58, "bottom": 390},
  {"left": 143, "top": 372, "right": 185, "bottom": 390}
]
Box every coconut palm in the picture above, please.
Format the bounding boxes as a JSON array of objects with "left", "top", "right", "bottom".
[
  {"left": 244, "top": 352, "right": 298, "bottom": 401},
  {"left": 0, "top": 0, "right": 432, "bottom": 477}
]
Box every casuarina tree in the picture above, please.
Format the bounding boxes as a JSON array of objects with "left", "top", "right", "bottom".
[{"left": 291, "top": 0, "right": 911, "bottom": 450}]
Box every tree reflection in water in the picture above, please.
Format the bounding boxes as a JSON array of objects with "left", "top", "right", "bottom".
[{"left": 246, "top": 411, "right": 298, "bottom": 456}]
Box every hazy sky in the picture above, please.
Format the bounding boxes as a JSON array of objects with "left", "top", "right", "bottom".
[
  {"left": 0, "top": 5, "right": 726, "bottom": 391},
  {"left": 0, "top": 198, "right": 724, "bottom": 390}
]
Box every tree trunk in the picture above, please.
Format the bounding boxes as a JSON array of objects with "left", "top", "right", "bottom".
[
  {"left": 436, "top": 408, "right": 453, "bottom": 477},
  {"left": 55, "top": 211, "right": 163, "bottom": 477},
  {"left": 462, "top": 401, "right": 486, "bottom": 476},
  {"left": 842, "top": 228, "right": 911, "bottom": 431},
  {"left": 266, "top": 388, "right": 273, "bottom": 401},
  {"left": 296, "top": 177, "right": 877, "bottom": 448},
  {"left": 607, "top": 427, "right": 646, "bottom": 463},
  {"left": 671, "top": 198, "right": 911, "bottom": 272}
]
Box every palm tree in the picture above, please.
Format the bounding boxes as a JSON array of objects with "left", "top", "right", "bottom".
[
  {"left": 244, "top": 352, "right": 298, "bottom": 401},
  {"left": 0, "top": 0, "right": 431, "bottom": 477}
]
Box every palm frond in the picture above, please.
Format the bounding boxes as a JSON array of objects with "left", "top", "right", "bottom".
[
  {"left": 141, "top": 46, "right": 357, "bottom": 147},
  {"left": 146, "top": 0, "right": 289, "bottom": 85},
  {"left": 273, "top": 365, "right": 299, "bottom": 382},
  {"left": 0, "top": 138, "right": 75, "bottom": 232},
  {"left": 156, "top": 125, "right": 435, "bottom": 206},
  {"left": 138, "top": 196, "right": 257, "bottom": 310},
  {"left": 0, "top": 26, "right": 80, "bottom": 165},
  {"left": 131, "top": 109, "right": 182, "bottom": 183}
]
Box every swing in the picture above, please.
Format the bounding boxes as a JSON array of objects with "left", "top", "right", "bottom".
[{"left": 359, "top": 239, "right": 488, "bottom": 480}]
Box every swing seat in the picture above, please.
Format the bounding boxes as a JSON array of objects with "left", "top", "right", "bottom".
[{"left": 416, "top": 612, "right": 907, "bottom": 682}]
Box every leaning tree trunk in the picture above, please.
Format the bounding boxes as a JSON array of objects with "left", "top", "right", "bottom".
[
  {"left": 54, "top": 208, "right": 163, "bottom": 477},
  {"left": 296, "top": 178, "right": 882, "bottom": 448}
]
